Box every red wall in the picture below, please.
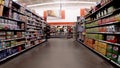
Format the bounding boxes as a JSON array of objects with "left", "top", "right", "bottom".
[{"left": 48, "top": 22, "right": 75, "bottom": 26}]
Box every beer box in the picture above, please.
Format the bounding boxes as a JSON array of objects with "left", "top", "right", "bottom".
[
  {"left": 112, "top": 46, "right": 119, "bottom": 54},
  {"left": 98, "top": 42, "right": 101, "bottom": 47},
  {"left": 101, "top": 49, "right": 107, "bottom": 55},
  {"left": 107, "top": 44, "right": 113, "bottom": 53},
  {"left": 100, "top": 42, "right": 107, "bottom": 49},
  {"left": 106, "top": 52, "right": 112, "bottom": 58},
  {"left": 94, "top": 44, "right": 98, "bottom": 51},
  {"left": 97, "top": 47, "right": 101, "bottom": 53},
  {"left": 111, "top": 54, "right": 118, "bottom": 62}
]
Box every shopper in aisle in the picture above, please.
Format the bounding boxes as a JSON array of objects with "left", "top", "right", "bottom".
[
  {"left": 44, "top": 25, "right": 50, "bottom": 41},
  {"left": 64, "top": 27, "right": 68, "bottom": 38},
  {"left": 67, "top": 26, "right": 72, "bottom": 39}
]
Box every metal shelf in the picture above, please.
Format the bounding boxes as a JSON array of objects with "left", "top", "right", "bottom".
[
  {"left": 86, "top": 32, "right": 120, "bottom": 35},
  {"left": 85, "top": 0, "right": 113, "bottom": 19},
  {"left": 86, "top": 8, "right": 120, "bottom": 24},
  {"left": 0, "top": 40, "right": 46, "bottom": 63},
  {"left": 78, "top": 40, "right": 120, "bottom": 67},
  {"left": 86, "top": 37, "right": 120, "bottom": 47},
  {"left": 86, "top": 21, "right": 120, "bottom": 29},
  {"left": 0, "top": 16, "right": 25, "bottom": 23},
  {"left": 0, "top": 43, "right": 25, "bottom": 52},
  {"left": 0, "top": 37, "right": 25, "bottom": 42}
]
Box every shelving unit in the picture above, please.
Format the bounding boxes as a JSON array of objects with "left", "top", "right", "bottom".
[
  {"left": 78, "top": 40, "right": 120, "bottom": 67},
  {"left": 0, "top": 0, "right": 46, "bottom": 62},
  {"left": 77, "top": 0, "right": 120, "bottom": 67}
]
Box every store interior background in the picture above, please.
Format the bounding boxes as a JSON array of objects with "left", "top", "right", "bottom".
[
  {"left": 0, "top": 0, "right": 119, "bottom": 68},
  {"left": 14, "top": 0, "right": 100, "bottom": 38}
]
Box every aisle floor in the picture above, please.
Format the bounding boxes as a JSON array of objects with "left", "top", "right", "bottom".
[{"left": 0, "top": 39, "right": 116, "bottom": 68}]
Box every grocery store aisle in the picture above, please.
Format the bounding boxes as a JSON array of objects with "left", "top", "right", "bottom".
[{"left": 0, "top": 39, "right": 115, "bottom": 68}]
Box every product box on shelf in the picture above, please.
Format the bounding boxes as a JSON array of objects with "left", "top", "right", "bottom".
[
  {"left": 11, "top": 40, "right": 17, "bottom": 46},
  {"left": 6, "top": 48, "right": 12, "bottom": 56},
  {"left": 99, "top": 27, "right": 107, "bottom": 32},
  {"left": 106, "top": 52, "right": 112, "bottom": 58},
  {"left": 111, "top": 53, "right": 118, "bottom": 62},
  {"left": 107, "top": 6, "right": 115, "bottom": 14},
  {"left": 5, "top": 41, "right": 11, "bottom": 47},
  {"left": 107, "top": 25, "right": 120, "bottom": 32},
  {"left": 109, "top": 16, "right": 116, "bottom": 23},
  {"left": 4, "top": 0, "right": 10, "bottom": 7},
  {"left": 17, "top": 32, "right": 22, "bottom": 38},
  {"left": 100, "top": 15, "right": 117, "bottom": 25},
  {"left": 0, "top": 50, "right": 7, "bottom": 60},
  {"left": 84, "top": 37, "right": 95, "bottom": 48},
  {"left": 118, "top": 55, "right": 120, "bottom": 64},
  {"left": 115, "top": 13, "right": 120, "bottom": 22},
  {"left": 11, "top": 47, "right": 18, "bottom": 54},
  {"left": 13, "top": 12, "right": 19, "bottom": 20},
  {"left": 98, "top": 20, "right": 102, "bottom": 25},
  {"left": 106, "top": 35, "right": 117, "bottom": 43},
  {"left": 95, "top": 41, "right": 107, "bottom": 55},
  {"left": 99, "top": 42, "right": 107, "bottom": 49},
  {"left": 0, "top": 31, "right": 6, "bottom": 40},
  {"left": 112, "top": 46, "right": 119, "bottom": 54},
  {"left": 21, "top": 23, "right": 25, "bottom": 30},
  {"left": 99, "top": 35, "right": 104, "bottom": 40},
  {"left": 100, "top": 48, "right": 107, "bottom": 55},
  {"left": 97, "top": 46, "right": 101, "bottom": 53},
  {"left": 6, "top": 32, "right": 13, "bottom": 39},
  {"left": 18, "top": 46, "right": 22, "bottom": 51},
  {"left": 107, "top": 44, "right": 113, "bottom": 53},
  {"left": 93, "top": 43, "right": 98, "bottom": 51}
]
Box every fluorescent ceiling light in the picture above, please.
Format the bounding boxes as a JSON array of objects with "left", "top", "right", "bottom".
[
  {"left": 13, "top": 0, "right": 17, "bottom": 1},
  {"left": 27, "top": 1, "right": 96, "bottom": 7}
]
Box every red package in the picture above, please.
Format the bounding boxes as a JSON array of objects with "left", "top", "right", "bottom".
[{"left": 107, "top": 35, "right": 117, "bottom": 43}]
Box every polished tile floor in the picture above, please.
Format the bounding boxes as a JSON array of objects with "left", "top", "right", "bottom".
[{"left": 0, "top": 39, "right": 116, "bottom": 68}]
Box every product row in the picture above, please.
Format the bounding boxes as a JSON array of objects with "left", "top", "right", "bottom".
[
  {"left": 26, "top": 39, "right": 44, "bottom": 47},
  {"left": 0, "top": 19, "right": 25, "bottom": 30},
  {"left": 0, "top": 45, "right": 25, "bottom": 60},
  {"left": 0, "top": 32, "right": 25, "bottom": 40},
  {"left": 86, "top": 34, "right": 120, "bottom": 44},
  {"left": 86, "top": 13, "right": 120, "bottom": 28},
  {"left": 0, "top": 1, "right": 41, "bottom": 22},
  {"left": 0, "top": 40, "right": 25, "bottom": 50},
  {"left": 86, "top": 25, "right": 120, "bottom": 33},
  {"left": 93, "top": 5, "right": 114, "bottom": 20},
  {"left": 86, "top": 0, "right": 112, "bottom": 19}
]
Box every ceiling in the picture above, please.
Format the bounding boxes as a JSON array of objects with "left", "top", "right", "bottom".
[{"left": 17, "top": 0, "right": 100, "bottom": 5}]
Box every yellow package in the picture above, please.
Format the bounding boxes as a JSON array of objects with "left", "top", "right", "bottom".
[{"left": 101, "top": 49, "right": 107, "bottom": 56}]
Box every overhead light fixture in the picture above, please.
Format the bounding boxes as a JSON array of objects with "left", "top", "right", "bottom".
[
  {"left": 27, "top": 1, "right": 96, "bottom": 7},
  {"left": 13, "top": 0, "right": 17, "bottom": 1}
]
